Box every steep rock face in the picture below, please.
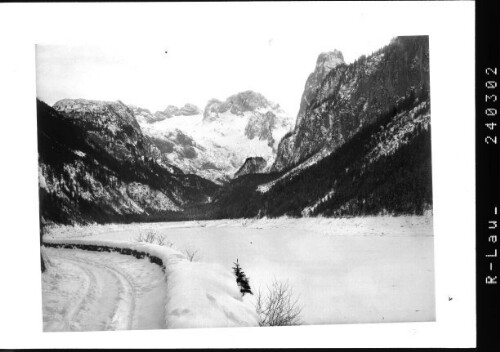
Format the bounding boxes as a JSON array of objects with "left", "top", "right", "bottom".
[
  {"left": 245, "top": 111, "right": 279, "bottom": 148},
  {"left": 152, "top": 111, "right": 169, "bottom": 122},
  {"left": 139, "top": 91, "right": 293, "bottom": 184},
  {"left": 295, "top": 50, "right": 345, "bottom": 129},
  {"left": 53, "top": 99, "right": 157, "bottom": 164},
  {"left": 203, "top": 98, "right": 223, "bottom": 122},
  {"left": 39, "top": 99, "right": 218, "bottom": 225},
  {"left": 164, "top": 105, "right": 180, "bottom": 117},
  {"left": 202, "top": 91, "right": 292, "bottom": 152},
  {"left": 267, "top": 50, "right": 344, "bottom": 169},
  {"left": 163, "top": 103, "right": 201, "bottom": 118},
  {"left": 234, "top": 157, "right": 267, "bottom": 178},
  {"left": 273, "top": 36, "right": 430, "bottom": 172},
  {"left": 128, "top": 104, "right": 167, "bottom": 124},
  {"left": 202, "top": 91, "right": 279, "bottom": 122},
  {"left": 179, "top": 103, "right": 201, "bottom": 116},
  {"left": 126, "top": 105, "right": 157, "bottom": 124}
]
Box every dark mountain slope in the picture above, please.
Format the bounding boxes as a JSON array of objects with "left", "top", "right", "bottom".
[
  {"left": 211, "top": 88, "right": 432, "bottom": 218},
  {"left": 37, "top": 99, "right": 219, "bottom": 225},
  {"left": 37, "top": 36, "right": 432, "bottom": 224},
  {"left": 273, "top": 36, "right": 430, "bottom": 172}
]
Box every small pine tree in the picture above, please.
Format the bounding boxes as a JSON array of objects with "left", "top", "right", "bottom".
[{"left": 232, "top": 259, "right": 253, "bottom": 296}]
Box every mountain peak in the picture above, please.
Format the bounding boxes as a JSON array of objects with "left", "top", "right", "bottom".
[
  {"left": 53, "top": 98, "right": 139, "bottom": 130},
  {"left": 273, "top": 37, "right": 430, "bottom": 172},
  {"left": 315, "top": 50, "right": 345, "bottom": 72},
  {"left": 178, "top": 103, "right": 201, "bottom": 116},
  {"left": 225, "top": 91, "right": 276, "bottom": 112},
  {"left": 203, "top": 90, "right": 280, "bottom": 122}
]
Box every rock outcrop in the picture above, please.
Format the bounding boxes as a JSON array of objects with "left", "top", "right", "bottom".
[
  {"left": 234, "top": 157, "right": 267, "bottom": 178},
  {"left": 295, "top": 50, "right": 345, "bottom": 130},
  {"left": 272, "top": 36, "right": 430, "bottom": 172},
  {"left": 202, "top": 91, "right": 280, "bottom": 122},
  {"left": 178, "top": 103, "right": 201, "bottom": 116}
]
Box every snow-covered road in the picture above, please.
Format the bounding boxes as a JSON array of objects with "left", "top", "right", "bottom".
[{"left": 42, "top": 247, "right": 168, "bottom": 332}]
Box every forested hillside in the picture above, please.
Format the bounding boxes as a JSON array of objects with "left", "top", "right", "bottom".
[
  {"left": 37, "top": 36, "right": 432, "bottom": 224},
  {"left": 211, "top": 87, "right": 432, "bottom": 218},
  {"left": 38, "top": 99, "right": 218, "bottom": 225}
]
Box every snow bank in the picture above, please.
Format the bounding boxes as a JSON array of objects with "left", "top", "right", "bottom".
[
  {"left": 42, "top": 237, "right": 259, "bottom": 329},
  {"left": 164, "top": 261, "right": 257, "bottom": 328},
  {"left": 44, "top": 216, "right": 434, "bottom": 325}
]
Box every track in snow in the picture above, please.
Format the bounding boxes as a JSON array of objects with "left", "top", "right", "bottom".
[{"left": 42, "top": 247, "right": 168, "bottom": 332}]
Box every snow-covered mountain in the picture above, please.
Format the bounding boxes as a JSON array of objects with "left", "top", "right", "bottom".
[
  {"left": 38, "top": 99, "right": 218, "bottom": 225},
  {"left": 138, "top": 91, "right": 293, "bottom": 184},
  {"left": 128, "top": 103, "right": 201, "bottom": 124},
  {"left": 37, "top": 36, "right": 432, "bottom": 224},
  {"left": 210, "top": 36, "right": 433, "bottom": 218}
]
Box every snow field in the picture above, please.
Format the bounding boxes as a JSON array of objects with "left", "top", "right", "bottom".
[
  {"left": 45, "top": 215, "right": 435, "bottom": 326},
  {"left": 139, "top": 110, "right": 293, "bottom": 182},
  {"left": 42, "top": 237, "right": 259, "bottom": 329}
]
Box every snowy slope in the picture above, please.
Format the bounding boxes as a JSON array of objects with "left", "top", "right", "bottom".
[
  {"left": 42, "top": 236, "right": 259, "bottom": 330},
  {"left": 44, "top": 216, "right": 435, "bottom": 326},
  {"left": 139, "top": 91, "right": 293, "bottom": 184}
]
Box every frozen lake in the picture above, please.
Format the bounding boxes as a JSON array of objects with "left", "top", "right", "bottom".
[{"left": 45, "top": 215, "right": 435, "bottom": 325}]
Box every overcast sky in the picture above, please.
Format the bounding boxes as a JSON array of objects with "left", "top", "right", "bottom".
[{"left": 36, "top": 3, "right": 399, "bottom": 118}]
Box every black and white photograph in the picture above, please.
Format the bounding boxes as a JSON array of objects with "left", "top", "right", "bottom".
[
  {"left": 37, "top": 34, "right": 434, "bottom": 333},
  {"left": 0, "top": 1, "right": 477, "bottom": 349}
]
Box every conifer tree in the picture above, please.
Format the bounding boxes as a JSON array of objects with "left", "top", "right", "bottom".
[{"left": 232, "top": 259, "right": 253, "bottom": 296}]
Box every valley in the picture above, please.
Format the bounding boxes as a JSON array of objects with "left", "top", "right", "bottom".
[
  {"left": 38, "top": 35, "right": 435, "bottom": 330},
  {"left": 37, "top": 36, "right": 432, "bottom": 225}
]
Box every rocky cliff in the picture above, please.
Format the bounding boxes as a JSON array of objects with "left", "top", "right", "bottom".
[
  {"left": 272, "top": 36, "right": 430, "bottom": 172},
  {"left": 234, "top": 157, "right": 267, "bottom": 178},
  {"left": 209, "top": 36, "right": 432, "bottom": 219}
]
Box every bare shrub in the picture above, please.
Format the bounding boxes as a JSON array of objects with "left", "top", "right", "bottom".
[
  {"left": 135, "top": 231, "right": 156, "bottom": 243},
  {"left": 155, "top": 234, "right": 167, "bottom": 246},
  {"left": 255, "top": 279, "right": 302, "bottom": 326},
  {"left": 135, "top": 231, "right": 174, "bottom": 247},
  {"left": 184, "top": 248, "right": 199, "bottom": 262}
]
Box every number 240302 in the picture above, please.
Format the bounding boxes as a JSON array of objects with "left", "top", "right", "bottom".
[{"left": 485, "top": 67, "right": 497, "bottom": 145}]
